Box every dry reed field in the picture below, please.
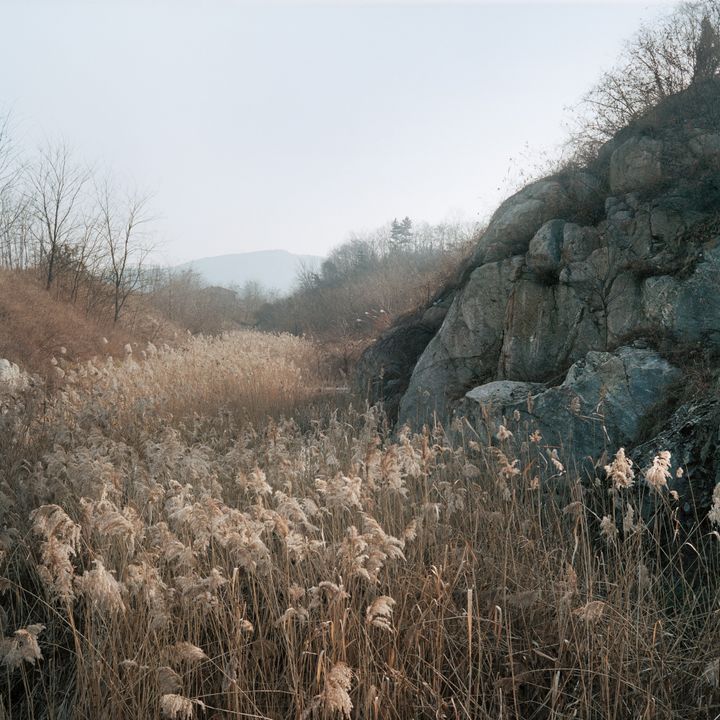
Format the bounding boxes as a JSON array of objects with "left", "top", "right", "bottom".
[{"left": 0, "top": 331, "right": 719, "bottom": 719}]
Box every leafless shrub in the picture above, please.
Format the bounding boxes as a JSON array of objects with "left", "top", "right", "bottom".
[{"left": 572, "top": 1, "right": 720, "bottom": 158}]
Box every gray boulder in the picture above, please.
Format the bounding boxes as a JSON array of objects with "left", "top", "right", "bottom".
[
  {"left": 526, "top": 219, "right": 565, "bottom": 277},
  {"left": 561, "top": 223, "right": 602, "bottom": 264},
  {"left": 398, "top": 256, "right": 523, "bottom": 426},
  {"left": 354, "top": 310, "right": 449, "bottom": 421},
  {"left": 474, "top": 180, "right": 571, "bottom": 265},
  {"left": 456, "top": 347, "right": 681, "bottom": 474},
  {"left": 472, "top": 171, "right": 603, "bottom": 266},
  {"left": 642, "top": 240, "right": 720, "bottom": 345}
]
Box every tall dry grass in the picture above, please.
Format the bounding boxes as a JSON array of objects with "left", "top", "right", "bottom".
[{"left": 0, "top": 332, "right": 718, "bottom": 719}]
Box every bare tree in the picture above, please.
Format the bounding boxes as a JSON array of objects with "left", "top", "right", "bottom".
[
  {"left": 65, "top": 212, "right": 104, "bottom": 304},
  {"left": 28, "top": 144, "right": 89, "bottom": 290},
  {"left": 0, "top": 116, "right": 31, "bottom": 270},
  {"left": 574, "top": 1, "right": 720, "bottom": 152},
  {"left": 0, "top": 116, "right": 21, "bottom": 198},
  {"left": 0, "top": 197, "right": 33, "bottom": 270},
  {"left": 97, "top": 181, "right": 153, "bottom": 322}
]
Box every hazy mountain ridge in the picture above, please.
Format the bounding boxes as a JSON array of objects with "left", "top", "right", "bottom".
[{"left": 177, "top": 249, "right": 323, "bottom": 294}]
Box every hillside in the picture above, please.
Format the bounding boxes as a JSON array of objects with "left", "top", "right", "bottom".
[
  {"left": 0, "top": 269, "right": 171, "bottom": 378},
  {"left": 177, "top": 249, "right": 323, "bottom": 294},
  {"left": 359, "top": 78, "right": 720, "bottom": 520}
]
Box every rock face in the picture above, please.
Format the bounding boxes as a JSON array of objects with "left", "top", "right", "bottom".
[
  {"left": 630, "top": 399, "right": 720, "bottom": 524},
  {"left": 358, "top": 80, "right": 720, "bottom": 482},
  {"left": 396, "top": 181, "right": 720, "bottom": 429},
  {"left": 455, "top": 347, "right": 681, "bottom": 474},
  {"left": 354, "top": 291, "right": 457, "bottom": 421}
]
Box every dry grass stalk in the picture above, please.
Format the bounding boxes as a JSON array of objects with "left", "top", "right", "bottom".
[
  {"left": 159, "top": 694, "right": 205, "bottom": 720},
  {"left": 365, "top": 596, "right": 396, "bottom": 632},
  {"left": 321, "top": 662, "right": 354, "bottom": 718},
  {"left": 0, "top": 625, "right": 44, "bottom": 670}
]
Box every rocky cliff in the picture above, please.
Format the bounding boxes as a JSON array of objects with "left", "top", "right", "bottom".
[{"left": 357, "top": 79, "right": 720, "bottom": 511}]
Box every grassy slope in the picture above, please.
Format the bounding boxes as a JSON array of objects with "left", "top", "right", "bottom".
[{"left": 0, "top": 269, "right": 173, "bottom": 378}]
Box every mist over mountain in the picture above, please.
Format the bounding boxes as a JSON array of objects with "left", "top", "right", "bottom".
[{"left": 177, "top": 250, "right": 323, "bottom": 294}]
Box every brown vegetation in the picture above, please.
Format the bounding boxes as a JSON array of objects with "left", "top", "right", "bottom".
[
  {"left": 255, "top": 220, "right": 477, "bottom": 379},
  {"left": 0, "top": 268, "right": 152, "bottom": 377},
  {"left": 143, "top": 270, "right": 272, "bottom": 336},
  {"left": 259, "top": 220, "right": 475, "bottom": 339},
  {"left": 0, "top": 333, "right": 718, "bottom": 719},
  {"left": 573, "top": 0, "right": 720, "bottom": 157}
]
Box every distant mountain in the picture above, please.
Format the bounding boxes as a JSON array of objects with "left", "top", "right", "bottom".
[{"left": 177, "top": 250, "right": 323, "bottom": 294}]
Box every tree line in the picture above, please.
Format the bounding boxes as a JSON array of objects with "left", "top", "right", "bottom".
[
  {"left": 257, "top": 216, "right": 478, "bottom": 342},
  {"left": 141, "top": 268, "right": 279, "bottom": 335},
  {"left": 0, "top": 125, "right": 152, "bottom": 323}
]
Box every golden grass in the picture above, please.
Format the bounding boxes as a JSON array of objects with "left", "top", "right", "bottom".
[
  {"left": 61, "top": 331, "right": 323, "bottom": 428},
  {"left": 0, "top": 331, "right": 718, "bottom": 719}
]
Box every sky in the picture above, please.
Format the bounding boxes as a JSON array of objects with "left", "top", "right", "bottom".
[{"left": 0, "top": 0, "right": 675, "bottom": 264}]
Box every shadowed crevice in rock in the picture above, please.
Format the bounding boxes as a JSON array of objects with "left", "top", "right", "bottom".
[{"left": 628, "top": 399, "right": 720, "bottom": 529}]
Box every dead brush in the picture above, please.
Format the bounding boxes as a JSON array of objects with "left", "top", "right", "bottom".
[{"left": 0, "top": 333, "right": 718, "bottom": 719}]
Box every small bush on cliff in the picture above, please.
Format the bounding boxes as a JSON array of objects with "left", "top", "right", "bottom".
[{"left": 573, "top": 0, "right": 720, "bottom": 157}]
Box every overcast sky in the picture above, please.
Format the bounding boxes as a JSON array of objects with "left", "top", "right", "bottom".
[{"left": 1, "top": 0, "right": 673, "bottom": 263}]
